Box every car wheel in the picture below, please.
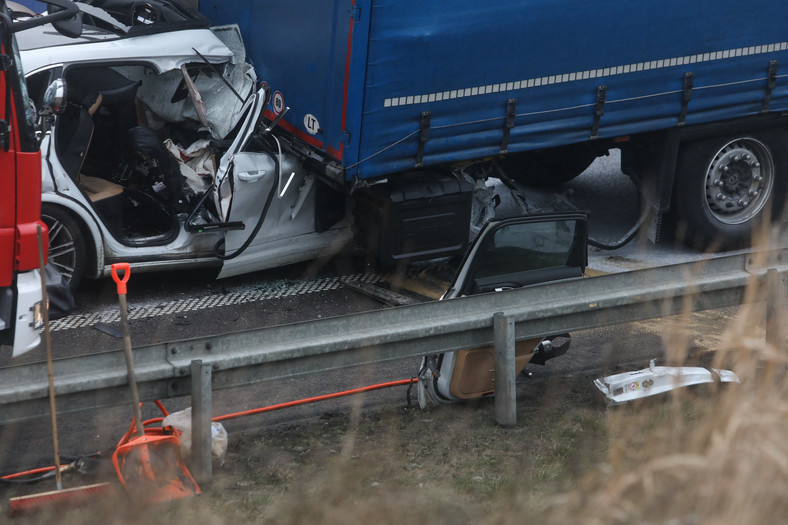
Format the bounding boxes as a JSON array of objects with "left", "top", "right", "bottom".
[
  {"left": 41, "top": 204, "right": 86, "bottom": 290},
  {"left": 672, "top": 129, "right": 788, "bottom": 249}
]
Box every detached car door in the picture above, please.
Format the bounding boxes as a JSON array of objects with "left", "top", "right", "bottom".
[{"left": 418, "top": 212, "right": 589, "bottom": 407}]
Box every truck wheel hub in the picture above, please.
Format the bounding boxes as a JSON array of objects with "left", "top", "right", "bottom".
[{"left": 704, "top": 140, "right": 773, "bottom": 223}]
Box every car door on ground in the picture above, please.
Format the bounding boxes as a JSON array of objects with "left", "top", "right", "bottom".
[{"left": 418, "top": 212, "right": 589, "bottom": 407}]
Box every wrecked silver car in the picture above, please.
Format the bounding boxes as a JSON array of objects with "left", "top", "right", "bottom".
[{"left": 18, "top": 1, "right": 350, "bottom": 288}]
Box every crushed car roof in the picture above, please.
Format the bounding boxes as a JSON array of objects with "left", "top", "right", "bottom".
[
  {"left": 17, "top": 24, "right": 236, "bottom": 74},
  {"left": 13, "top": 0, "right": 227, "bottom": 74},
  {"left": 12, "top": 0, "right": 209, "bottom": 35}
]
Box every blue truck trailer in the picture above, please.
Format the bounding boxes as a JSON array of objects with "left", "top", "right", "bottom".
[{"left": 197, "top": 0, "right": 788, "bottom": 256}]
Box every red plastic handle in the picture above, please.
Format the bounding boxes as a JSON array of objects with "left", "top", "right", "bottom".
[{"left": 111, "top": 263, "right": 131, "bottom": 295}]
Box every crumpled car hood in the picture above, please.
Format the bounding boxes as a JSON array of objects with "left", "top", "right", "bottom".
[{"left": 133, "top": 25, "right": 256, "bottom": 139}]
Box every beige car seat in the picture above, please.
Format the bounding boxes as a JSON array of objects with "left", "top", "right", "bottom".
[{"left": 74, "top": 93, "right": 125, "bottom": 202}]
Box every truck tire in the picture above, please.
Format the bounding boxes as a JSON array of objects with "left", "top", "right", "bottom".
[
  {"left": 672, "top": 130, "right": 788, "bottom": 249},
  {"left": 41, "top": 204, "right": 86, "bottom": 291},
  {"left": 499, "top": 146, "right": 598, "bottom": 187}
]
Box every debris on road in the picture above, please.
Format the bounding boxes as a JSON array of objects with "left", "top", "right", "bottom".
[{"left": 593, "top": 359, "right": 740, "bottom": 406}]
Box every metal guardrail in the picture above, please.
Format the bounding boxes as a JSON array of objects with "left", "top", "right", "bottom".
[{"left": 1, "top": 248, "right": 787, "bottom": 426}]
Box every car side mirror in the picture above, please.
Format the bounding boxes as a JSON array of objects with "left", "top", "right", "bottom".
[
  {"left": 10, "top": 0, "right": 82, "bottom": 36},
  {"left": 46, "top": 0, "right": 82, "bottom": 38},
  {"left": 40, "top": 78, "right": 67, "bottom": 117}
]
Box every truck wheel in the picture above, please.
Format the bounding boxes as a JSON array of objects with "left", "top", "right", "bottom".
[
  {"left": 41, "top": 204, "right": 86, "bottom": 290},
  {"left": 672, "top": 130, "right": 788, "bottom": 249}
]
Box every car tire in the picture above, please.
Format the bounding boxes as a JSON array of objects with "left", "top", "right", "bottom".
[{"left": 41, "top": 204, "right": 86, "bottom": 291}]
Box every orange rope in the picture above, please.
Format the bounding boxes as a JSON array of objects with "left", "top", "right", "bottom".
[
  {"left": 2, "top": 465, "right": 57, "bottom": 481},
  {"left": 2, "top": 378, "right": 417, "bottom": 480},
  {"left": 213, "top": 378, "right": 415, "bottom": 422}
]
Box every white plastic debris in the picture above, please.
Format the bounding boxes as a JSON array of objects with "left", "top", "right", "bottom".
[
  {"left": 162, "top": 407, "right": 228, "bottom": 464},
  {"left": 593, "top": 359, "right": 740, "bottom": 406},
  {"left": 164, "top": 138, "right": 215, "bottom": 193}
]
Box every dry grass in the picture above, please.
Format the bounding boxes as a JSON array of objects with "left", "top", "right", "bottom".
[{"left": 6, "top": 244, "right": 788, "bottom": 524}]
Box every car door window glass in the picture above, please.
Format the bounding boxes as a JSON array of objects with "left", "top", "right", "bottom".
[
  {"left": 475, "top": 219, "right": 580, "bottom": 278},
  {"left": 467, "top": 218, "right": 585, "bottom": 294}
]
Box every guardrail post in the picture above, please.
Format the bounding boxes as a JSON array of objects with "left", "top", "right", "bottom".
[
  {"left": 494, "top": 312, "right": 517, "bottom": 427},
  {"left": 765, "top": 269, "right": 787, "bottom": 350},
  {"left": 191, "top": 359, "right": 212, "bottom": 486}
]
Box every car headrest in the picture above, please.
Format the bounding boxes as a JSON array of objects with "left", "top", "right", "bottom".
[
  {"left": 99, "top": 79, "right": 142, "bottom": 105},
  {"left": 67, "top": 67, "right": 142, "bottom": 107}
]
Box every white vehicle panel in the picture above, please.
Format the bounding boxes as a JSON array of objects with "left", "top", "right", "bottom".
[
  {"left": 19, "top": 28, "right": 234, "bottom": 75},
  {"left": 12, "top": 270, "right": 42, "bottom": 357},
  {"left": 593, "top": 360, "right": 741, "bottom": 406}
]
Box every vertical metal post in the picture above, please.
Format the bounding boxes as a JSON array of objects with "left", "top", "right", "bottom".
[
  {"left": 494, "top": 312, "right": 517, "bottom": 427},
  {"left": 191, "top": 359, "right": 213, "bottom": 486},
  {"left": 765, "top": 269, "right": 787, "bottom": 350}
]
